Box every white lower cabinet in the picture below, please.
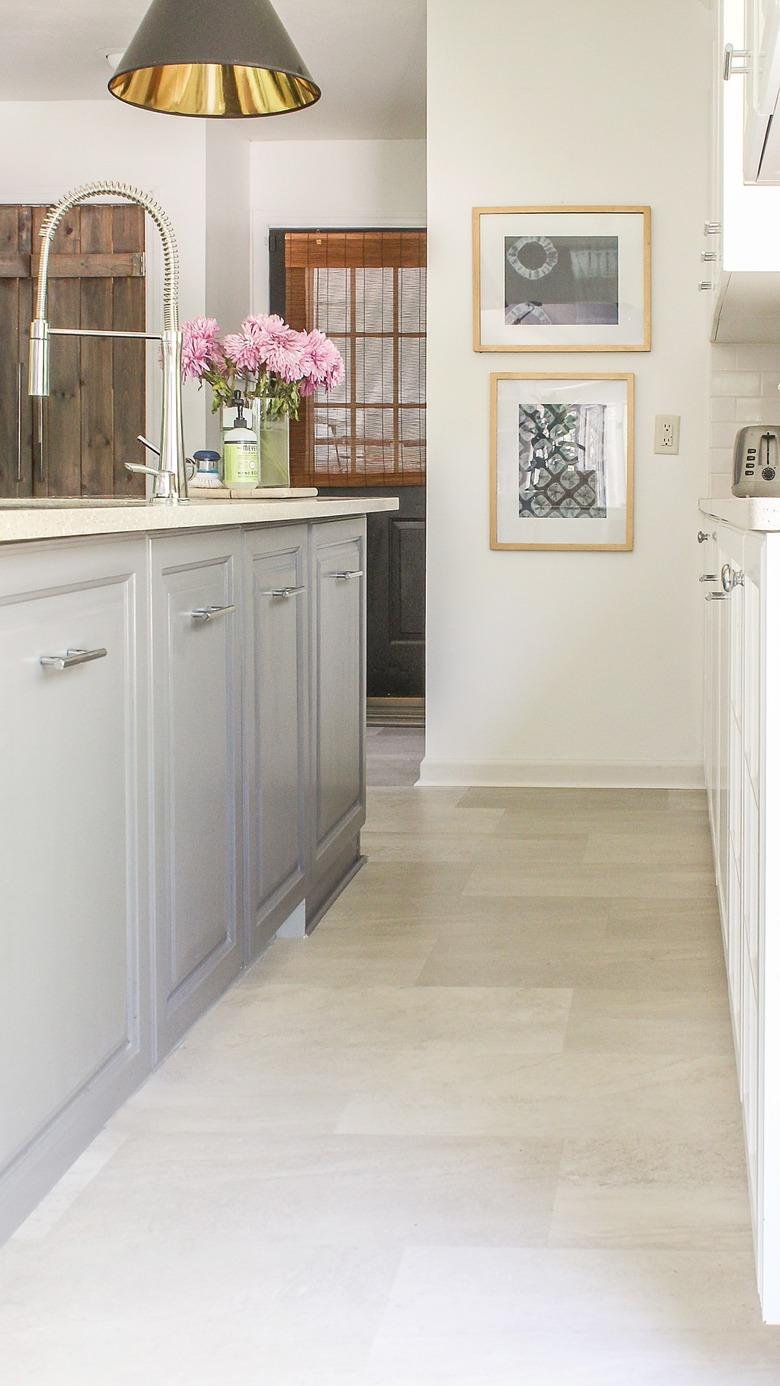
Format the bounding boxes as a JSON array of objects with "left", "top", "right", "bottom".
[
  {"left": 0, "top": 538, "right": 150, "bottom": 1239},
  {"left": 0, "top": 515, "right": 368, "bottom": 1239},
  {"left": 700, "top": 510, "right": 779, "bottom": 1319}
]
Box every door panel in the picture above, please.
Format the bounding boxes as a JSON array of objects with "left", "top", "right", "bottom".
[
  {"left": 0, "top": 540, "right": 149, "bottom": 1172},
  {"left": 151, "top": 534, "right": 242, "bottom": 1055},
  {"left": 245, "top": 525, "right": 308, "bottom": 955}
]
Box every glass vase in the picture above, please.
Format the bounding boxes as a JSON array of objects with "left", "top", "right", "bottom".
[{"left": 256, "top": 407, "right": 291, "bottom": 489}]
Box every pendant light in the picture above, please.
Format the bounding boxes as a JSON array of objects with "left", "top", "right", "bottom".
[{"left": 108, "top": 0, "right": 320, "bottom": 119}]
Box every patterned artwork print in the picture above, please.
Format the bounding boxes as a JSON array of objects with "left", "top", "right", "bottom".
[
  {"left": 517, "top": 403, "right": 607, "bottom": 519},
  {"left": 504, "top": 235, "right": 619, "bottom": 326}
]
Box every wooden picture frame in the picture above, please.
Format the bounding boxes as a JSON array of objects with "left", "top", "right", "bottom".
[
  {"left": 473, "top": 206, "right": 651, "bottom": 353},
  {"left": 489, "top": 372, "right": 635, "bottom": 552}
]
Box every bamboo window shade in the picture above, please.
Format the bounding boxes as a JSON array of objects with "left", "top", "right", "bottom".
[{"left": 283, "top": 230, "right": 426, "bottom": 487}]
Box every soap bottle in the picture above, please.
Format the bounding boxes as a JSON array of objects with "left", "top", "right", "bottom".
[{"left": 222, "top": 393, "right": 259, "bottom": 488}]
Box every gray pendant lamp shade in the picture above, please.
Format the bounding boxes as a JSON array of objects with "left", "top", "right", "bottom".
[{"left": 108, "top": 0, "right": 321, "bottom": 118}]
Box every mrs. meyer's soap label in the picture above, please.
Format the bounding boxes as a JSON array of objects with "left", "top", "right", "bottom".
[{"left": 223, "top": 438, "right": 259, "bottom": 486}]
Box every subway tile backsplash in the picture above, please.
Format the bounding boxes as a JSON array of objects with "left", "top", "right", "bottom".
[{"left": 709, "top": 342, "right": 780, "bottom": 489}]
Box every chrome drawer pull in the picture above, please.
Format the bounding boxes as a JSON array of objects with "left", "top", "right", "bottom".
[
  {"left": 329, "top": 570, "right": 364, "bottom": 581},
  {"left": 39, "top": 646, "right": 107, "bottom": 670},
  {"left": 699, "top": 574, "right": 718, "bottom": 583},
  {"left": 190, "top": 604, "right": 237, "bottom": 623},
  {"left": 260, "top": 585, "right": 306, "bottom": 598},
  {"left": 721, "top": 563, "right": 744, "bottom": 594},
  {"left": 697, "top": 531, "right": 711, "bottom": 543},
  {"left": 706, "top": 592, "right": 729, "bottom": 601}
]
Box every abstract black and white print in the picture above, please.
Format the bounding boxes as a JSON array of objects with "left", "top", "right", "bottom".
[
  {"left": 504, "top": 235, "right": 619, "bottom": 326},
  {"left": 517, "top": 403, "right": 607, "bottom": 519}
]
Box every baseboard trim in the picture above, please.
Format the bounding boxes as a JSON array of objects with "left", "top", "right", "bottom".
[{"left": 416, "top": 758, "right": 705, "bottom": 789}]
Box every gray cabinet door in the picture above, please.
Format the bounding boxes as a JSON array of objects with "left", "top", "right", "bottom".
[
  {"left": 151, "top": 532, "right": 243, "bottom": 1056},
  {"left": 0, "top": 538, "right": 150, "bottom": 1238},
  {"left": 308, "top": 518, "right": 367, "bottom": 924},
  {"left": 244, "top": 524, "right": 309, "bottom": 957}
]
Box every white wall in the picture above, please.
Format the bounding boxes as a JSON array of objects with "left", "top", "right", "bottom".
[
  {"left": 423, "top": 0, "right": 712, "bottom": 787},
  {"left": 204, "top": 124, "right": 251, "bottom": 449},
  {"left": 250, "top": 139, "right": 426, "bottom": 312},
  {"left": 0, "top": 99, "right": 210, "bottom": 453}
]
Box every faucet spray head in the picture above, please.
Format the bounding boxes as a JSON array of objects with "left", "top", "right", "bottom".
[{"left": 29, "top": 319, "right": 50, "bottom": 398}]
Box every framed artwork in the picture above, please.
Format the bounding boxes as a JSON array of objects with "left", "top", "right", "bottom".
[
  {"left": 490, "top": 372, "right": 634, "bottom": 552},
  {"left": 473, "top": 206, "right": 651, "bottom": 352}
]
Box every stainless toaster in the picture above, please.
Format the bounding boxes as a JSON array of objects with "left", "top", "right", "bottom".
[{"left": 733, "top": 425, "right": 780, "bottom": 496}]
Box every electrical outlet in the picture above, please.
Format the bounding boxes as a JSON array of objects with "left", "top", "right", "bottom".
[{"left": 654, "top": 414, "right": 680, "bottom": 454}]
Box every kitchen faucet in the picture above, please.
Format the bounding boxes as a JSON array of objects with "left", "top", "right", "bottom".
[{"left": 28, "top": 181, "right": 187, "bottom": 503}]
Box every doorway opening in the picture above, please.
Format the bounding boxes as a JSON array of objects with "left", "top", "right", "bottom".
[{"left": 269, "top": 228, "right": 426, "bottom": 729}]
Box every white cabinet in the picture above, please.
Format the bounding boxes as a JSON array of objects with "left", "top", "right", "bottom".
[
  {"left": 700, "top": 510, "right": 778, "bottom": 1318},
  {"left": 742, "top": 0, "right": 780, "bottom": 180},
  {"left": 150, "top": 532, "right": 243, "bottom": 1057},
  {"left": 708, "top": 0, "right": 780, "bottom": 339},
  {"left": 0, "top": 538, "right": 150, "bottom": 1239}
]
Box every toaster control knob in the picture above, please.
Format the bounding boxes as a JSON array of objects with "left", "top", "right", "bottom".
[{"left": 763, "top": 467, "right": 776, "bottom": 481}]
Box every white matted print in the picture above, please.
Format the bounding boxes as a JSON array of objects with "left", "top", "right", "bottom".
[
  {"left": 490, "top": 373, "right": 634, "bottom": 551},
  {"left": 474, "top": 207, "right": 650, "bottom": 352}
]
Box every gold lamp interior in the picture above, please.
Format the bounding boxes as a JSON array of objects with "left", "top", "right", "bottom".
[{"left": 109, "top": 63, "right": 320, "bottom": 118}]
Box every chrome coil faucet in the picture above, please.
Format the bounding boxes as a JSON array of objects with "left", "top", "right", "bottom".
[{"left": 29, "top": 181, "right": 187, "bottom": 503}]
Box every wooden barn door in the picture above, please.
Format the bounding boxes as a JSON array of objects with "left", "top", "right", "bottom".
[{"left": 0, "top": 203, "right": 146, "bottom": 498}]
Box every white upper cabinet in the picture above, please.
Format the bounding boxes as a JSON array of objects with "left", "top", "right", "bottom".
[
  {"left": 742, "top": 0, "right": 780, "bottom": 179},
  {"left": 710, "top": 0, "right": 780, "bottom": 338}
]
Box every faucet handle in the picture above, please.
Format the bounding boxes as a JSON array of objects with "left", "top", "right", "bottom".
[{"left": 125, "top": 434, "right": 163, "bottom": 481}]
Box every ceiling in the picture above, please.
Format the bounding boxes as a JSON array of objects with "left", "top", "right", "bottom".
[{"left": 0, "top": 0, "right": 426, "bottom": 139}]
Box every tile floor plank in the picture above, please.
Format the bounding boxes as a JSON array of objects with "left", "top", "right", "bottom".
[{"left": 1, "top": 732, "right": 778, "bottom": 1381}]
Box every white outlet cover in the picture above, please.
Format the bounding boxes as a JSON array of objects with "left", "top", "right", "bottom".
[{"left": 654, "top": 414, "right": 680, "bottom": 455}]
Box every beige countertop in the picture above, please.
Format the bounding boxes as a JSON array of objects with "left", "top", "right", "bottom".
[
  {"left": 0, "top": 495, "right": 399, "bottom": 545},
  {"left": 699, "top": 497, "right": 780, "bottom": 532}
]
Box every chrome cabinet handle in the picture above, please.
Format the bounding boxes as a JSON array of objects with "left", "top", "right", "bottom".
[
  {"left": 190, "top": 604, "right": 237, "bottom": 622},
  {"left": 706, "top": 592, "right": 729, "bottom": 602},
  {"left": 697, "top": 531, "right": 711, "bottom": 544},
  {"left": 721, "top": 563, "right": 744, "bottom": 593},
  {"left": 701, "top": 250, "right": 718, "bottom": 262},
  {"left": 699, "top": 574, "right": 718, "bottom": 583},
  {"left": 39, "top": 646, "right": 108, "bottom": 670},
  {"left": 704, "top": 222, "right": 721, "bottom": 235},
  {"left": 260, "top": 585, "right": 306, "bottom": 598},
  {"left": 328, "top": 570, "right": 364, "bottom": 581}
]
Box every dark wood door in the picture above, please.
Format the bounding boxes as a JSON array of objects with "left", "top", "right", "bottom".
[
  {"left": 0, "top": 204, "right": 146, "bottom": 498},
  {"left": 270, "top": 228, "right": 427, "bottom": 703},
  {"left": 319, "top": 485, "right": 425, "bottom": 697}
]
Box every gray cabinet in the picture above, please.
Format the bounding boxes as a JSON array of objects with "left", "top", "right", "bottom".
[
  {"left": 308, "top": 518, "right": 366, "bottom": 925},
  {"left": 244, "top": 524, "right": 309, "bottom": 957},
  {"left": 0, "top": 537, "right": 150, "bottom": 1238},
  {"left": 0, "top": 512, "right": 374, "bottom": 1240},
  {"left": 150, "top": 532, "right": 243, "bottom": 1056}
]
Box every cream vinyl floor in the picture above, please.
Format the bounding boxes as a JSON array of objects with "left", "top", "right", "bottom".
[{"left": 3, "top": 745, "right": 780, "bottom": 1383}]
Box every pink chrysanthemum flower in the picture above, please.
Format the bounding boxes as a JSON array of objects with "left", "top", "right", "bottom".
[
  {"left": 298, "top": 329, "right": 345, "bottom": 394},
  {"left": 181, "top": 317, "right": 223, "bottom": 381}
]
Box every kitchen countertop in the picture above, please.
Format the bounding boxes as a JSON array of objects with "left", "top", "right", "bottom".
[
  {"left": 0, "top": 496, "right": 399, "bottom": 545},
  {"left": 699, "top": 497, "right": 780, "bottom": 531}
]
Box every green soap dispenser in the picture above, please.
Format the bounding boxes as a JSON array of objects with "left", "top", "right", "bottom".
[{"left": 222, "top": 393, "right": 259, "bottom": 487}]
